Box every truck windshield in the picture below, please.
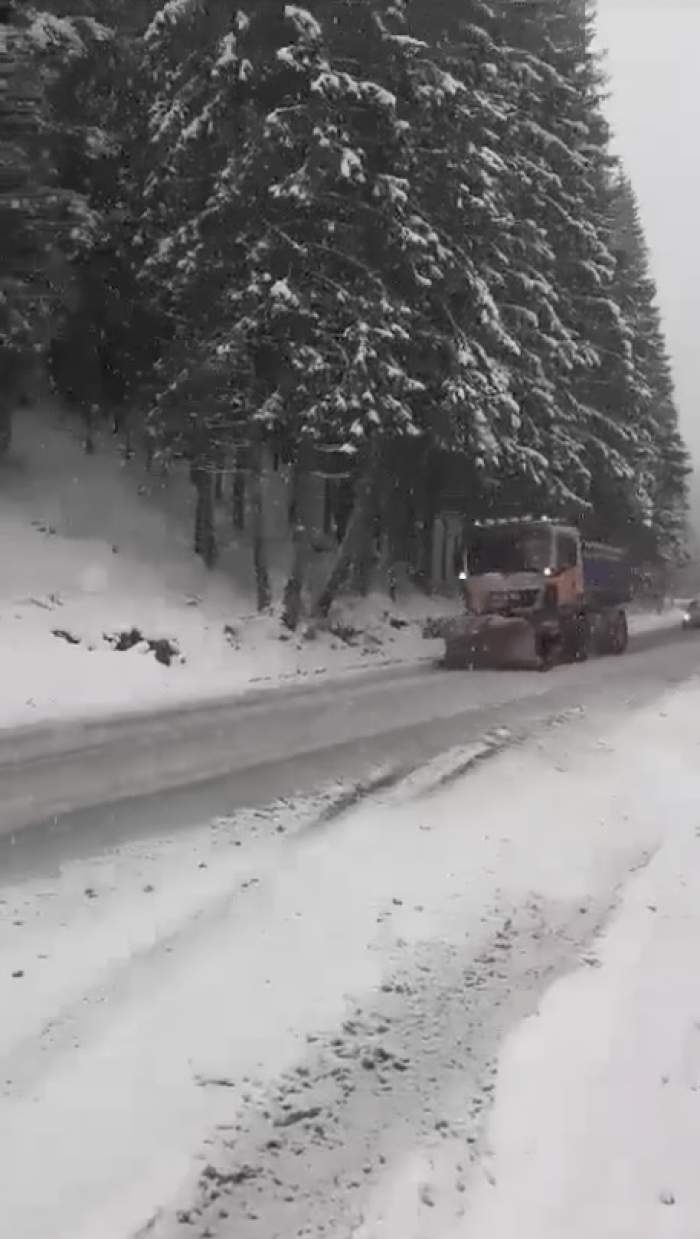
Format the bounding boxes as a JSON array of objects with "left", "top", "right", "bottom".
[{"left": 468, "top": 530, "right": 551, "bottom": 574}]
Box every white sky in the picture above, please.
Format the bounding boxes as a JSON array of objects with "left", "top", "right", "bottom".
[{"left": 595, "top": 0, "right": 700, "bottom": 518}]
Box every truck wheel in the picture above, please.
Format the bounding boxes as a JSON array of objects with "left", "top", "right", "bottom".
[
  {"left": 536, "top": 632, "right": 557, "bottom": 671},
  {"left": 610, "top": 611, "right": 628, "bottom": 654},
  {"left": 561, "top": 615, "right": 589, "bottom": 663},
  {"left": 576, "top": 619, "right": 591, "bottom": 661},
  {"left": 0, "top": 404, "right": 11, "bottom": 458},
  {"left": 573, "top": 615, "right": 591, "bottom": 662}
]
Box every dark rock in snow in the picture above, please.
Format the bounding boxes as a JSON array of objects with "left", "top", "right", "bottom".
[
  {"left": 149, "top": 637, "right": 179, "bottom": 666},
  {"left": 223, "top": 624, "right": 239, "bottom": 647},
  {"left": 200, "top": 1163, "right": 259, "bottom": 1188},
  {"left": 109, "top": 626, "right": 143, "bottom": 652},
  {"left": 52, "top": 628, "right": 81, "bottom": 646},
  {"left": 105, "top": 627, "right": 180, "bottom": 666},
  {"left": 273, "top": 1106, "right": 322, "bottom": 1129},
  {"left": 329, "top": 622, "right": 360, "bottom": 646}
]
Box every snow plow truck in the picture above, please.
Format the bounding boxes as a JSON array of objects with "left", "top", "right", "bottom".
[{"left": 440, "top": 518, "right": 631, "bottom": 670}]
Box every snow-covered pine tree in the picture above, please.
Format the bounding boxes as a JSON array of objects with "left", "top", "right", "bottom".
[
  {"left": 500, "top": 0, "right": 649, "bottom": 537},
  {"left": 0, "top": 6, "right": 68, "bottom": 451},
  {"left": 21, "top": 4, "right": 159, "bottom": 450},
  {"left": 410, "top": 0, "right": 593, "bottom": 520},
  {"left": 393, "top": 0, "right": 522, "bottom": 519},
  {"left": 138, "top": 3, "right": 326, "bottom": 591},
  {"left": 138, "top": 2, "right": 525, "bottom": 606},
  {"left": 33, "top": 0, "right": 688, "bottom": 598},
  {"left": 609, "top": 171, "right": 689, "bottom": 558}
]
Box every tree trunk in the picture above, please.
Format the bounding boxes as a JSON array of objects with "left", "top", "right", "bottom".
[
  {"left": 249, "top": 437, "right": 271, "bottom": 611},
  {"left": 0, "top": 400, "right": 12, "bottom": 457},
  {"left": 377, "top": 457, "right": 408, "bottom": 600},
  {"left": 411, "top": 447, "right": 444, "bottom": 595},
  {"left": 123, "top": 425, "right": 134, "bottom": 462},
  {"left": 112, "top": 407, "right": 133, "bottom": 460},
  {"left": 232, "top": 461, "right": 245, "bottom": 531},
  {"left": 416, "top": 515, "right": 435, "bottom": 595},
  {"left": 313, "top": 440, "right": 381, "bottom": 619},
  {"left": 192, "top": 462, "right": 217, "bottom": 567},
  {"left": 83, "top": 403, "right": 95, "bottom": 455},
  {"left": 123, "top": 416, "right": 134, "bottom": 462},
  {"left": 214, "top": 448, "right": 224, "bottom": 501},
  {"left": 350, "top": 503, "right": 377, "bottom": 595},
  {"left": 282, "top": 439, "right": 314, "bottom": 630}
]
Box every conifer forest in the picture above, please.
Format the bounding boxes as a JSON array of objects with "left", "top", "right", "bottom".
[{"left": 0, "top": 0, "right": 691, "bottom": 617}]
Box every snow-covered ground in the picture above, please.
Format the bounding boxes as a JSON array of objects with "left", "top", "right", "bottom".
[
  {"left": 0, "top": 404, "right": 683, "bottom": 731},
  {"left": 459, "top": 818, "right": 700, "bottom": 1239},
  {"left": 2, "top": 672, "right": 700, "bottom": 1239},
  {"left": 0, "top": 405, "right": 460, "bottom": 730}
]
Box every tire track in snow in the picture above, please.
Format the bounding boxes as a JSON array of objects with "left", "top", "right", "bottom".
[
  {"left": 0, "top": 735, "right": 513, "bottom": 1104},
  {"left": 3, "top": 679, "right": 682, "bottom": 1239},
  {"left": 307, "top": 703, "right": 586, "bottom": 826},
  {"left": 139, "top": 865, "right": 651, "bottom": 1239},
  {"left": 4, "top": 710, "right": 580, "bottom": 1098}
]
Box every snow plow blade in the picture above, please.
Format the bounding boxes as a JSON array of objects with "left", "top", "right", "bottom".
[{"left": 442, "top": 614, "right": 540, "bottom": 670}]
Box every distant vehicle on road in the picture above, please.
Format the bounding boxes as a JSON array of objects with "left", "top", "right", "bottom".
[{"left": 682, "top": 599, "right": 700, "bottom": 629}]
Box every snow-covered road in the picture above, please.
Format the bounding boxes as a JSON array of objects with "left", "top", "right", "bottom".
[
  {"left": 1, "top": 615, "right": 696, "bottom": 838},
  {"left": 2, "top": 644, "right": 700, "bottom": 1238}
]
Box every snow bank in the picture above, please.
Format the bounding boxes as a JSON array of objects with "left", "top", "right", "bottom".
[
  {"left": 454, "top": 683, "right": 700, "bottom": 1239},
  {"left": 0, "top": 407, "right": 455, "bottom": 729}
]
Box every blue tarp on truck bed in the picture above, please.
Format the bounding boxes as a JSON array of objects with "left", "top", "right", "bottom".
[{"left": 582, "top": 542, "right": 632, "bottom": 605}]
